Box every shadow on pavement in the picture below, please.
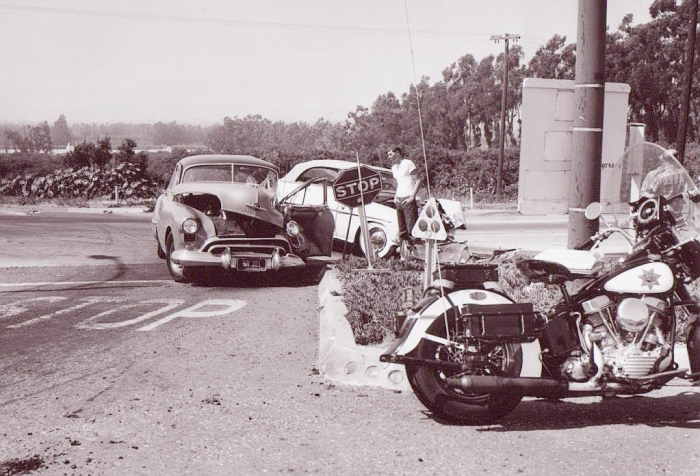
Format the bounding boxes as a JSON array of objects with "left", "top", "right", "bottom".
[
  {"left": 424, "top": 391, "right": 700, "bottom": 431},
  {"left": 187, "top": 265, "right": 329, "bottom": 288}
]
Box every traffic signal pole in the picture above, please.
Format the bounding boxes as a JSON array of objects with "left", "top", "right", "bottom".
[{"left": 567, "top": 0, "right": 606, "bottom": 248}]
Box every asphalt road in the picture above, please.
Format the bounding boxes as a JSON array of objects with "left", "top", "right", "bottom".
[{"left": 0, "top": 210, "right": 698, "bottom": 476}]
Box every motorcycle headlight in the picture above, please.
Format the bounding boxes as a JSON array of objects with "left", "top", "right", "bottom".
[
  {"left": 182, "top": 217, "right": 199, "bottom": 234},
  {"left": 286, "top": 220, "right": 300, "bottom": 236}
]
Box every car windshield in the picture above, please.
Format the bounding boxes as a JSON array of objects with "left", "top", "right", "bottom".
[
  {"left": 234, "top": 165, "right": 278, "bottom": 190},
  {"left": 379, "top": 170, "right": 396, "bottom": 193},
  {"left": 181, "top": 164, "right": 278, "bottom": 190}
]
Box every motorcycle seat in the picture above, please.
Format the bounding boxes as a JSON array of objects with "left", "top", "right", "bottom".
[{"left": 517, "top": 259, "right": 576, "bottom": 285}]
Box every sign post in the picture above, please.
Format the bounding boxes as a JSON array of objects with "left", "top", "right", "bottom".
[
  {"left": 332, "top": 159, "right": 383, "bottom": 268},
  {"left": 356, "top": 162, "right": 374, "bottom": 268},
  {"left": 412, "top": 198, "right": 448, "bottom": 290}
]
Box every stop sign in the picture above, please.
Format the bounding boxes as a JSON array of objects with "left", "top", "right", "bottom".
[{"left": 332, "top": 165, "right": 383, "bottom": 208}]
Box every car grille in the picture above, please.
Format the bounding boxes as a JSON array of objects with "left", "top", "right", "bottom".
[{"left": 204, "top": 237, "right": 291, "bottom": 256}]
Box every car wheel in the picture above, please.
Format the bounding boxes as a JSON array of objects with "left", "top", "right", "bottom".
[
  {"left": 166, "top": 233, "right": 190, "bottom": 283},
  {"left": 357, "top": 224, "right": 397, "bottom": 259}
]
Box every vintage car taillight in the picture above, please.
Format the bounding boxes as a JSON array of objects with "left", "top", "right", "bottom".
[{"left": 182, "top": 217, "right": 199, "bottom": 234}]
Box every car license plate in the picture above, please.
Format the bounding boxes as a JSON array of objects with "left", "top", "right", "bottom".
[{"left": 237, "top": 258, "right": 266, "bottom": 271}]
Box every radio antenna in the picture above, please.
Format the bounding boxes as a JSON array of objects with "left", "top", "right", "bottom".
[{"left": 403, "top": 0, "right": 431, "bottom": 198}]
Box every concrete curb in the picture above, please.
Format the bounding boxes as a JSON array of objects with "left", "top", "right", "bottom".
[
  {"left": 0, "top": 205, "right": 151, "bottom": 216},
  {"left": 317, "top": 269, "right": 411, "bottom": 391}
]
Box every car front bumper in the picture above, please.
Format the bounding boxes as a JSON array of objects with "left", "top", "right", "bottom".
[{"left": 171, "top": 248, "right": 305, "bottom": 271}]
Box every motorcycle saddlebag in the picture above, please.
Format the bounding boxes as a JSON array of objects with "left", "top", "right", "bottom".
[
  {"left": 459, "top": 303, "right": 543, "bottom": 342},
  {"left": 433, "top": 263, "right": 499, "bottom": 289}
]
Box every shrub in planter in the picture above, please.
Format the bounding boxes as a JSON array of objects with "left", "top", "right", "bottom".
[{"left": 335, "top": 257, "right": 423, "bottom": 345}]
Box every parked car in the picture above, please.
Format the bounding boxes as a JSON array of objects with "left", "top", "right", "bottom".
[
  {"left": 152, "top": 155, "right": 334, "bottom": 283},
  {"left": 278, "top": 159, "right": 466, "bottom": 259}
]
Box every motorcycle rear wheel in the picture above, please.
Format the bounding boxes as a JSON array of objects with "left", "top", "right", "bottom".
[{"left": 406, "top": 319, "right": 524, "bottom": 425}]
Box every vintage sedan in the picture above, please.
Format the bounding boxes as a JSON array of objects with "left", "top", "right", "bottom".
[
  {"left": 153, "top": 155, "right": 334, "bottom": 283},
  {"left": 278, "top": 159, "right": 466, "bottom": 259}
]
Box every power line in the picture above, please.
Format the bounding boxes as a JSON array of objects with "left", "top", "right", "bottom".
[{"left": 0, "top": 3, "right": 491, "bottom": 39}]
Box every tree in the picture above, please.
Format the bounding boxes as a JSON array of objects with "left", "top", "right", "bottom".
[
  {"left": 64, "top": 136, "right": 112, "bottom": 169},
  {"left": 5, "top": 129, "right": 32, "bottom": 153},
  {"left": 115, "top": 138, "right": 137, "bottom": 164},
  {"left": 442, "top": 54, "right": 480, "bottom": 149},
  {"left": 4, "top": 123, "right": 52, "bottom": 153},
  {"left": 113, "top": 137, "right": 146, "bottom": 171},
  {"left": 51, "top": 114, "right": 72, "bottom": 146},
  {"left": 606, "top": 0, "right": 687, "bottom": 142},
  {"left": 153, "top": 121, "right": 185, "bottom": 146},
  {"left": 207, "top": 115, "right": 271, "bottom": 154},
  {"left": 30, "top": 122, "right": 52, "bottom": 153},
  {"left": 526, "top": 35, "right": 576, "bottom": 79}
]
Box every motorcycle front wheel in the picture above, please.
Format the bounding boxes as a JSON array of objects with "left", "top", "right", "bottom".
[{"left": 406, "top": 319, "right": 524, "bottom": 425}]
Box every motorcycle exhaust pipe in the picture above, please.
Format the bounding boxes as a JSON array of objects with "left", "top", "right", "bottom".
[{"left": 446, "top": 375, "right": 569, "bottom": 398}]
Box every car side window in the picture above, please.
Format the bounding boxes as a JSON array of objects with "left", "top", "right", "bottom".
[{"left": 297, "top": 167, "right": 339, "bottom": 183}]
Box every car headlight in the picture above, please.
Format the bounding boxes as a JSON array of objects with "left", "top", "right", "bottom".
[
  {"left": 370, "top": 228, "right": 387, "bottom": 250},
  {"left": 182, "top": 217, "right": 199, "bottom": 234},
  {"left": 286, "top": 221, "right": 300, "bottom": 236}
]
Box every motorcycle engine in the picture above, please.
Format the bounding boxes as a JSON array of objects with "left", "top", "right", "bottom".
[{"left": 576, "top": 295, "right": 673, "bottom": 380}]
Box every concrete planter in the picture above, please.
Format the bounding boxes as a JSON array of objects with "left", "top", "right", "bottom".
[{"left": 318, "top": 269, "right": 410, "bottom": 391}]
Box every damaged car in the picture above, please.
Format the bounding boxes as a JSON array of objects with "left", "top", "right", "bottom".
[
  {"left": 278, "top": 159, "right": 466, "bottom": 259},
  {"left": 152, "top": 155, "right": 334, "bottom": 283}
]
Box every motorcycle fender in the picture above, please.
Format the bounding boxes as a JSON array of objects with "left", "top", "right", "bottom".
[{"left": 392, "top": 289, "right": 542, "bottom": 378}]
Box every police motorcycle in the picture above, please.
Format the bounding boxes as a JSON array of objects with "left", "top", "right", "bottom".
[{"left": 380, "top": 142, "right": 700, "bottom": 424}]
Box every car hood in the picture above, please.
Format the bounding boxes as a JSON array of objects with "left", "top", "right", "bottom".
[{"left": 171, "top": 182, "right": 283, "bottom": 227}]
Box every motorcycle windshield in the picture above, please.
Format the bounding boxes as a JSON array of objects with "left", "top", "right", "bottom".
[{"left": 603, "top": 142, "right": 700, "bottom": 239}]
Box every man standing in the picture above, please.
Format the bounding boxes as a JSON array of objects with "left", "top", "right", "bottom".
[{"left": 389, "top": 145, "right": 421, "bottom": 260}]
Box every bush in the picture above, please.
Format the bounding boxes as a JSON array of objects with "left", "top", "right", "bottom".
[
  {"left": 336, "top": 257, "right": 424, "bottom": 345},
  {"left": 63, "top": 137, "right": 112, "bottom": 169},
  {"left": 0, "top": 162, "right": 157, "bottom": 200}
]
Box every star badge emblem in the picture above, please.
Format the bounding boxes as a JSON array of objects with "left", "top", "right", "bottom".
[{"left": 639, "top": 268, "right": 661, "bottom": 290}]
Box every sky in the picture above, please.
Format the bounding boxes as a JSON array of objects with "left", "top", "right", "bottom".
[{"left": 0, "top": 0, "right": 654, "bottom": 126}]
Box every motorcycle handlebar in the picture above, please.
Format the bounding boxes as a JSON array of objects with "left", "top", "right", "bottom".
[
  {"left": 574, "top": 237, "right": 595, "bottom": 251},
  {"left": 574, "top": 228, "right": 621, "bottom": 251}
]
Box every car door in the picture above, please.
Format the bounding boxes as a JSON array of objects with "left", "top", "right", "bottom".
[{"left": 280, "top": 177, "right": 335, "bottom": 257}]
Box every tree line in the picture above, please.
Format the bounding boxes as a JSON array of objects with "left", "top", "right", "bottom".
[{"left": 1, "top": 0, "right": 698, "bottom": 200}]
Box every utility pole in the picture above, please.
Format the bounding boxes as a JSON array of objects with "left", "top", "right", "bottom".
[
  {"left": 676, "top": 0, "right": 698, "bottom": 165},
  {"left": 568, "top": 0, "right": 606, "bottom": 248},
  {"left": 490, "top": 33, "right": 520, "bottom": 198}
]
